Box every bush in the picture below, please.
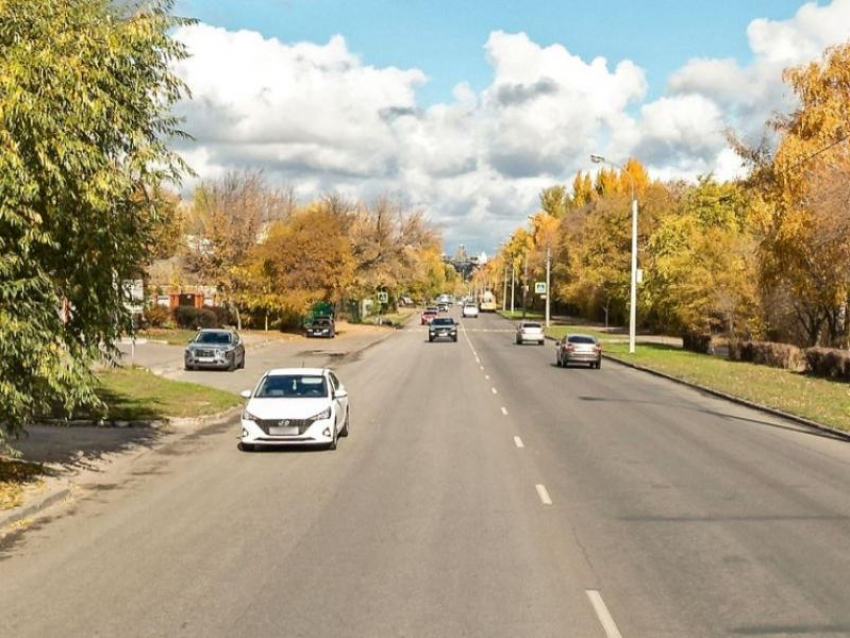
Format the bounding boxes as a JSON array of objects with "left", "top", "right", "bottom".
[
  {"left": 143, "top": 305, "right": 172, "bottom": 329},
  {"left": 682, "top": 331, "right": 714, "bottom": 354},
  {"left": 208, "top": 305, "right": 234, "bottom": 327},
  {"left": 729, "top": 340, "right": 806, "bottom": 372},
  {"left": 173, "top": 306, "right": 218, "bottom": 330},
  {"left": 804, "top": 348, "right": 850, "bottom": 381}
]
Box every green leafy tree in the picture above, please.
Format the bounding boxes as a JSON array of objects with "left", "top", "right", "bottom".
[{"left": 0, "top": 0, "right": 190, "bottom": 447}]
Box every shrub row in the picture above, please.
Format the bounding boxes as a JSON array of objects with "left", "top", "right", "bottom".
[
  {"left": 144, "top": 305, "right": 235, "bottom": 330},
  {"left": 729, "top": 340, "right": 806, "bottom": 372},
  {"left": 805, "top": 348, "right": 850, "bottom": 381},
  {"left": 682, "top": 331, "right": 714, "bottom": 354},
  {"left": 730, "top": 340, "right": 850, "bottom": 380}
]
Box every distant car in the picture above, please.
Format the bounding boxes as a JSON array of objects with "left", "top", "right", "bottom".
[
  {"left": 515, "top": 321, "right": 545, "bottom": 345},
  {"left": 556, "top": 334, "right": 602, "bottom": 369},
  {"left": 437, "top": 303, "right": 449, "bottom": 313},
  {"left": 239, "top": 368, "right": 349, "bottom": 451},
  {"left": 429, "top": 317, "right": 458, "bottom": 342},
  {"left": 401, "top": 296, "right": 414, "bottom": 306},
  {"left": 462, "top": 304, "right": 479, "bottom": 318},
  {"left": 184, "top": 329, "right": 246, "bottom": 371},
  {"left": 421, "top": 307, "right": 438, "bottom": 324},
  {"left": 305, "top": 316, "right": 335, "bottom": 338},
  {"left": 437, "top": 294, "right": 452, "bottom": 306}
]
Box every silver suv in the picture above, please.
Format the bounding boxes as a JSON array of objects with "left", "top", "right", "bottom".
[{"left": 184, "top": 329, "right": 246, "bottom": 371}]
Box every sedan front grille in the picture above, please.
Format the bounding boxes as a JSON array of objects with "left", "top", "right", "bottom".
[
  {"left": 192, "top": 348, "right": 216, "bottom": 357},
  {"left": 257, "top": 418, "right": 312, "bottom": 435}
]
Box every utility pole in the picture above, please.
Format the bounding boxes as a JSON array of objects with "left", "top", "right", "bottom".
[
  {"left": 545, "top": 245, "right": 551, "bottom": 328},
  {"left": 502, "top": 265, "right": 508, "bottom": 311},
  {"left": 510, "top": 265, "right": 515, "bottom": 313},
  {"left": 522, "top": 251, "right": 528, "bottom": 319}
]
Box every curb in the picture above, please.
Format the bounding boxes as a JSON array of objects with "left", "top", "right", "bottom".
[
  {"left": 0, "top": 485, "right": 72, "bottom": 530},
  {"left": 602, "top": 353, "right": 850, "bottom": 442}
]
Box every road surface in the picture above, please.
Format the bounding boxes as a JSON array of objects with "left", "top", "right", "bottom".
[{"left": 2, "top": 310, "right": 850, "bottom": 637}]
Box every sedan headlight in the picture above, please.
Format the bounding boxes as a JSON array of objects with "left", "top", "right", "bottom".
[
  {"left": 242, "top": 410, "right": 259, "bottom": 422},
  {"left": 309, "top": 407, "right": 332, "bottom": 422}
]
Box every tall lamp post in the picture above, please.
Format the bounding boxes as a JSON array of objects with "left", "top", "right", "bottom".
[{"left": 591, "top": 154, "right": 638, "bottom": 354}]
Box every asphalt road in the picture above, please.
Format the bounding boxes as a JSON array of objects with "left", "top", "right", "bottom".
[{"left": 2, "top": 310, "right": 850, "bottom": 637}]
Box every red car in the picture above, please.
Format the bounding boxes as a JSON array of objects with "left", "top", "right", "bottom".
[{"left": 420, "top": 307, "right": 438, "bottom": 325}]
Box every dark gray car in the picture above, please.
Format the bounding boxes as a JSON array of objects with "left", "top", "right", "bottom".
[
  {"left": 185, "top": 329, "right": 246, "bottom": 371},
  {"left": 556, "top": 334, "right": 602, "bottom": 369}
]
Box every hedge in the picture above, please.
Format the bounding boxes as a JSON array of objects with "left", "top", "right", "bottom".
[
  {"left": 805, "top": 348, "right": 850, "bottom": 382},
  {"left": 682, "top": 331, "right": 713, "bottom": 354},
  {"left": 729, "top": 340, "right": 806, "bottom": 372},
  {"left": 173, "top": 306, "right": 218, "bottom": 329}
]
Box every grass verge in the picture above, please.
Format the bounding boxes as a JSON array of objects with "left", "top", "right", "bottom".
[
  {"left": 137, "top": 328, "right": 198, "bottom": 345},
  {"left": 91, "top": 366, "right": 241, "bottom": 421},
  {"left": 595, "top": 341, "right": 850, "bottom": 432},
  {"left": 368, "top": 309, "right": 415, "bottom": 326},
  {"left": 546, "top": 324, "right": 616, "bottom": 341},
  {"left": 497, "top": 309, "right": 545, "bottom": 321}
]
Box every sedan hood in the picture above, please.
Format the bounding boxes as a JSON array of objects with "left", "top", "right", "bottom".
[{"left": 245, "top": 397, "right": 331, "bottom": 420}]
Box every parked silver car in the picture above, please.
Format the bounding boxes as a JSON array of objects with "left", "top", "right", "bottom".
[
  {"left": 556, "top": 334, "right": 602, "bottom": 369},
  {"left": 516, "top": 321, "right": 545, "bottom": 345},
  {"left": 184, "top": 329, "right": 246, "bottom": 371}
]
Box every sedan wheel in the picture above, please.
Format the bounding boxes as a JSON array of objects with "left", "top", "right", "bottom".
[
  {"left": 239, "top": 442, "right": 254, "bottom": 452},
  {"left": 328, "top": 426, "right": 338, "bottom": 451},
  {"left": 340, "top": 410, "right": 350, "bottom": 437}
]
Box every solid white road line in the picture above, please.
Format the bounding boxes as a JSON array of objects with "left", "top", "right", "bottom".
[
  {"left": 586, "top": 590, "right": 624, "bottom": 638},
  {"left": 491, "top": 387, "right": 498, "bottom": 395},
  {"left": 535, "top": 484, "right": 552, "bottom": 505},
  {"left": 514, "top": 436, "right": 524, "bottom": 448},
  {"left": 501, "top": 406, "right": 508, "bottom": 416}
]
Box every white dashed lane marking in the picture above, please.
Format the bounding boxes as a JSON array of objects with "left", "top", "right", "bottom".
[
  {"left": 586, "top": 590, "right": 624, "bottom": 638},
  {"left": 501, "top": 406, "right": 508, "bottom": 416},
  {"left": 514, "top": 436, "right": 524, "bottom": 448},
  {"left": 535, "top": 484, "right": 552, "bottom": 505}
]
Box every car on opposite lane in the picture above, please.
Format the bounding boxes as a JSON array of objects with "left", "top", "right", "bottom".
[
  {"left": 515, "top": 321, "right": 545, "bottom": 345},
  {"left": 184, "top": 328, "right": 246, "bottom": 371},
  {"left": 239, "top": 368, "right": 349, "bottom": 451},
  {"left": 429, "top": 317, "right": 458, "bottom": 342},
  {"left": 556, "top": 334, "right": 602, "bottom": 368}
]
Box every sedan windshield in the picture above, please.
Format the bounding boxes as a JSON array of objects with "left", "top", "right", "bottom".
[
  {"left": 194, "top": 332, "right": 232, "bottom": 345},
  {"left": 522, "top": 323, "right": 542, "bottom": 329},
  {"left": 255, "top": 375, "right": 329, "bottom": 399},
  {"left": 568, "top": 335, "right": 597, "bottom": 344},
  {"left": 432, "top": 318, "right": 454, "bottom": 326}
]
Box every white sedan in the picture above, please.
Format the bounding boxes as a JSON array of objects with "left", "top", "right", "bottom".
[
  {"left": 239, "top": 368, "right": 350, "bottom": 451},
  {"left": 516, "top": 321, "right": 545, "bottom": 345},
  {"left": 462, "top": 304, "right": 479, "bottom": 318}
]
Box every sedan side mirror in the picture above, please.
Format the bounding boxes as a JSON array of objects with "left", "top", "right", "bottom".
[
  {"left": 240, "top": 390, "right": 252, "bottom": 399},
  {"left": 335, "top": 388, "right": 348, "bottom": 399}
]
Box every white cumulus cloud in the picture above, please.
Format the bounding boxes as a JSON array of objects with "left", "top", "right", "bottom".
[{"left": 171, "top": 1, "right": 850, "bottom": 251}]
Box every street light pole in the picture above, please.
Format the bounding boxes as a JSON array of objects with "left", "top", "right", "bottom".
[
  {"left": 591, "top": 154, "right": 638, "bottom": 354},
  {"left": 545, "top": 245, "right": 551, "bottom": 328},
  {"left": 522, "top": 251, "right": 528, "bottom": 319},
  {"left": 510, "top": 265, "right": 515, "bottom": 313},
  {"left": 502, "top": 265, "right": 508, "bottom": 311}
]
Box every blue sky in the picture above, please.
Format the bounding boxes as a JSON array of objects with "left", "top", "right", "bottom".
[
  {"left": 176, "top": 0, "right": 808, "bottom": 105},
  {"left": 170, "top": 0, "right": 847, "bottom": 252}
]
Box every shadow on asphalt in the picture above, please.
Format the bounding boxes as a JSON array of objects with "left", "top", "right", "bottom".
[{"left": 11, "top": 425, "right": 163, "bottom": 473}]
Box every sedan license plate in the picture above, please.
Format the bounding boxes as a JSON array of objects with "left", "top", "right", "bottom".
[
  {"left": 269, "top": 426, "right": 299, "bottom": 436},
  {"left": 197, "top": 357, "right": 215, "bottom": 363}
]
